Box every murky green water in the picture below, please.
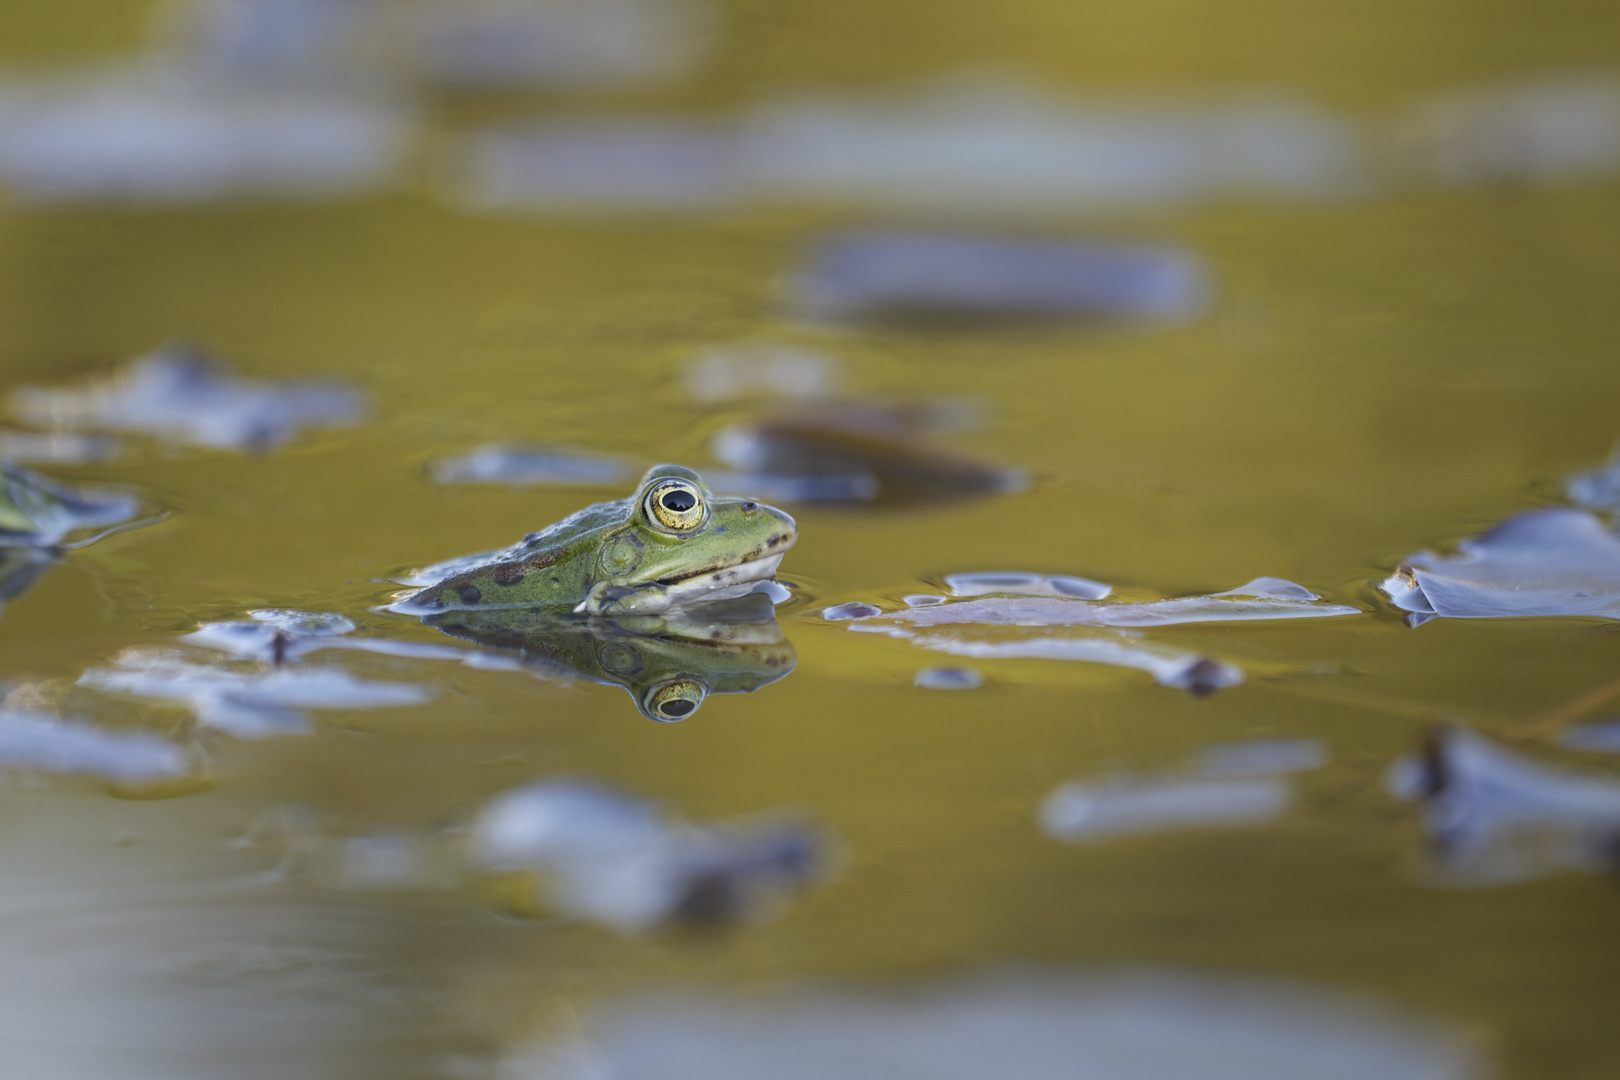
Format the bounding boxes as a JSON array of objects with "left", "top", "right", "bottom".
[{"left": 2, "top": 1, "right": 1620, "bottom": 1078}]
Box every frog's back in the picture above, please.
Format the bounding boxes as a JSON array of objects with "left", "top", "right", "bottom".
[
  {"left": 397, "top": 495, "right": 632, "bottom": 610},
  {"left": 510, "top": 497, "right": 631, "bottom": 560}
]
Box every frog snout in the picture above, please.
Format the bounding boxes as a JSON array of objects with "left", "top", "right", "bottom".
[{"left": 758, "top": 505, "right": 797, "bottom": 546}]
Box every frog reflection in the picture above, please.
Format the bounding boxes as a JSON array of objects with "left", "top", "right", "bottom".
[{"left": 425, "top": 591, "right": 796, "bottom": 721}]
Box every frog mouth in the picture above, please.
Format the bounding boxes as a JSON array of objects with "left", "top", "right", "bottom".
[{"left": 653, "top": 529, "right": 796, "bottom": 606}]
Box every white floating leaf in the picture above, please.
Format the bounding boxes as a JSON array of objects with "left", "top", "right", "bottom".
[
  {"left": 427, "top": 444, "right": 630, "bottom": 486},
  {"left": 0, "top": 709, "right": 190, "bottom": 784},
  {"left": 864, "top": 578, "right": 1356, "bottom": 629},
  {"left": 501, "top": 971, "right": 1485, "bottom": 1080},
  {"left": 12, "top": 345, "right": 365, "bottom": 452},
  {"left": 1387, "top": 726, "right": 1620, "bottom": 884},
  {"left": 1041, "top": 777, "right": 1292, "bottom": 840},
  {"left": 471, "top": 779, "right": 822, "bottom": 932},
  {"left": 856, "top": 625, "right": 1243, "bottom": 693},
  {"left": 81, "top": 650, "right": 432, "bottom": 738},
  {"left": 1381, "top": 509, "right": 1620, "bottom": 619},
  {"left": 944, "top": 571, "right": 1111, "bottom": 600}
]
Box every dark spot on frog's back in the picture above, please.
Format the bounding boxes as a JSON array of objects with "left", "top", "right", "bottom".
[
  {"left": 457, "top": 584, "right": 482, "bottom": 605},
  {"left": 492, "top": 561, "right": 527, "bottom": 586}
]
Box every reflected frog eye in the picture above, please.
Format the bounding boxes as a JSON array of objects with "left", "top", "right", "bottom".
[
  {"left": 645, "top": 480, "right": 706, "bottom": 532},
  {"left": 643, "top": 678, "right": 707, "bottom": 721}
]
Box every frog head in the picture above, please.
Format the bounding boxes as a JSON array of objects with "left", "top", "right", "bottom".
[{"left": 578, "top": 465, "right": 797, "bottom": 615}]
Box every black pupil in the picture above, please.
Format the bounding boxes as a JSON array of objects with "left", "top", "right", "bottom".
[
  {"left": 661, "top": 699, "right": 696, "bottom": 717},
  {"left": 661, "top": 489, "right": 696, "bottom": 513}
]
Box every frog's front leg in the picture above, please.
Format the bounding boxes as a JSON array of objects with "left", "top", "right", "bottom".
[{"left": 575, "top": 580, "right": 673, "bottom": 616}]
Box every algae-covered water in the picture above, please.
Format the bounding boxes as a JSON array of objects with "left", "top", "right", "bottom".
[{"left": 1, "top": 1, "right": 1619, "bottom": 1078}]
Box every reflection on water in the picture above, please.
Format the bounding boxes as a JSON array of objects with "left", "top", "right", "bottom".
[{"left": 426, "top": 591, "right": 796, "bottom": 721}]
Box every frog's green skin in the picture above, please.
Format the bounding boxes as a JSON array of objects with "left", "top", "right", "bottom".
[
  {"left": 426, "top": 592, "right": 796, "bottom": 721},
  {"left": 400, "top": 465, "right": 797, "bottom": 616}
]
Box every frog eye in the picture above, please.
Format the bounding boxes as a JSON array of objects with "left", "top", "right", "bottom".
[
  {"left": 642, "top": 678, "right": 707, "bottom": 721},
  {"left": 645, "top": 480, "right": 706, "bottom": 532}
]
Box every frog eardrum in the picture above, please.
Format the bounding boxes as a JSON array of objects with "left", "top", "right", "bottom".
[{"left": 646, "top": 478, "right": 706, "bottom": 532}]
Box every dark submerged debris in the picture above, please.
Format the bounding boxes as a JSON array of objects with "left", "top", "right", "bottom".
[
  {"left": 1381, "top": 508, "right": 1620, "bottom": 620},
  {"left": 1387, "top": 724, "right": 1620, "bottom": 883},
  {"left": 709, "top": 406, "right": 1025, "bottom": 506},
  {"left": 793, "top": 232, "right": 1209, "bottom": 325},
  {"left": 471, "top": 779, "right": 824, "bottom": 932},
  {"left": 11, "top": 343, "right": 365, "bottom": 451}
]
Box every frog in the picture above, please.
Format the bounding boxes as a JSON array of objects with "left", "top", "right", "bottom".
[
  {"left": 425, "top": 591, "right": 797, "bottom": 721},
  {"left": 397, "top": 464, "right": 797, "bottom": 616}
]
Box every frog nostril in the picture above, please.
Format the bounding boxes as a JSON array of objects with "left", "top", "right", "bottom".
[{"left": 741, "top": 501, "right": 757, "bottom": 511}]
